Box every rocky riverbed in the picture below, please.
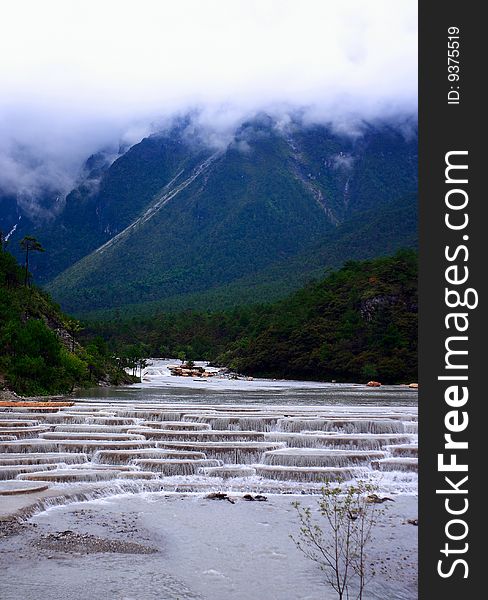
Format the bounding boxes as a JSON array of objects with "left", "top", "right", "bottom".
[{"left": 0, "top": 491, "right": 417, "bottom": 600}]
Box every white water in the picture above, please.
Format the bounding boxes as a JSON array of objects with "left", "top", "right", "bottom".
[
  {"left": 1, "top": 362, "right": 417, "bottom": 496},
  {"left": 0, "top": 361, "right": 418, "bottom": 599}
]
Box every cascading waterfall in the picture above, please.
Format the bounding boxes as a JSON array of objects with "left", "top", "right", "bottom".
[
  {"left": 390, "top": 444, "right": 418, "bottom": 457},
  {"left": 372, "top": 458, "right": 418, "bottom": 472},
  {"left": 131, "top": 429, "right": 266, "bottom": 442},
  {"left": 18, "top": 468, "right": 127, "bottom": 483},
  {"left": 182, "top": 415, "right": 281, "bottom": 432},
  {"left": 262, "top": 448, "right": 386, "bottom": 468},
  {"left": 0, "top": 463, "right": 59, "bottom": 480},
  {"left": 0, "top": 452, "right": 88, "bottom": 465},
  {"left": 155, "top": 440, "right": 287, "bottom": 464},
  {"left": 92, "top": 449, "right": 208, "bottom": 465},
  {"left": 254, "top": 465, "right": 363, "bottom": 483},
  {"left": 277, "top": 418, "right": 407, "bottom": 434},
  {"left": 39, "top": 432, "right": 147, "bottom": 441},
  {"left": 132, "top": 458, "right": 222, "bottom": 476},
  {"left": 138, "top": 421, "right": 212, "bottom": 431},
  {"left": 52, "top": 424, "right": 142, "bottom": 434},
  {"left": 0, "top": 400, "right": 417, "bottom": 495},
  {"left": 265, "top": 432, "right": 413, "bottom": 450},
  {"left": 117, "top": 410, "right": 185, "bottom": 421},
  {"left": 0, "top": 425, "right": 50, "bottom": 439},
  {"left": 0, "top": 440, "right": 60, "bottom": 453},
  {"left": 200, "top": 465, "right": 257, "bottom": 478}
]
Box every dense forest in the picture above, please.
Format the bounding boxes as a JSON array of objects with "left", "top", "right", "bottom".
[
  {"left": 0, "top": 239, "right": 134, "bottom": 396},
  {"left": 1, "top": 233, "right": 417, "bottom": 394},
  {"left": 87, "top": 250, "right": 418, "bottom": 384}
]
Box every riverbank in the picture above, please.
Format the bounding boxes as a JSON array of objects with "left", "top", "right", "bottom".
[
  {"left": 0, "top": 389, "right": 69, "bottom": 402},
  {"left": 0, "top": 491, "right": 417, "bottom": 600}
]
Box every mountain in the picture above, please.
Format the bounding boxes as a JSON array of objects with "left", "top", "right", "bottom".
[
  {"left": 81, "top": 193, "right": 417, "bottom": 320},
  {"left": 1, "top": 116, "right": 417, "bottom": 316}
]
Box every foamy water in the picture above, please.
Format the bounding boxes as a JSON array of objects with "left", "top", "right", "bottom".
[
  {"left": 0, "top": 365, "right": 418, "bottom": 599},
  {"left": 1, "top": 361, "right": 418, "bottom": 496}
]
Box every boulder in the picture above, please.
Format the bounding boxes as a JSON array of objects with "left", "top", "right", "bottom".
[
  {"left": 205, "top": 492, "right": 235, "bottom": 504},
  {"left": 366, "top": 493, "right": 394, "bottom": 504},
  {"left": 242, "top": 493, "right": 267, "bottom": 502}
]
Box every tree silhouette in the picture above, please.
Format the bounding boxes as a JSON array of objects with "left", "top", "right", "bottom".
[
  {"left": 0, "top": 230, "right": 8, "bottom": 252},
  {"left": 20, "top": 236, "right": 45, "bottom": 286},
  {"left": 291, "top": 481, "right": 386, "bottom": 600}
]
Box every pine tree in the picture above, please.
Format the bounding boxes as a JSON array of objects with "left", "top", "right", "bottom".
[{"left": 20, "top": 236, "right": 45, "bottom": 286}]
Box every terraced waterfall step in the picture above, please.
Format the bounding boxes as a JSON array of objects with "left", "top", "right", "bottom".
[
  {"left": 0, "top": 452, "right": 88, "bottom": 465},
  {"left": 130, "top": 429, "right": 267, "bottom": 442},
  {"left": 17, "top": 469, "right": 126, "bottom": 483},
  {"left": 254, "top": 465, "right": 363, "bottom": 482},
  {"left": 372, "top": 458, "right": 418, "bottom": 472},
  {"left": 389, "top": 444, "right": 418, "bottom": 457},
  {"left": 0, "top": 400, "right": 418, "bottom": 498},
  {"left": 132, "top": 458, "right": 222, "bottom": 475},
  {"left": 0, "top": 420, "right": 42, "bottom": 427},
  {"left": 92, "top": 449, "right": 208, "bottom": 465},
  {"left": 39, "top": 432, "right": 147, "bottom": 441},
  {"left": 0, "top": 463, "right": 59, "bottom": 480},
  {"left": 0, "top": 426, "right": 51, "bottom": 438},
  {"left": 0, "top": 480, "right": 50, "bottom": 495},
  {"left": 154, "top": 441, "right": 287, "bottom": 463},
  {"left": 262, "top": 448, "right": 386, "bottom": 467},
  {"left": 266, "top": 433, "right": 413, "bottom": 449}
]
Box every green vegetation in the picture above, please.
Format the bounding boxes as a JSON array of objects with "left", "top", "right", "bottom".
[
  {"left": 76, "top": 194, "right": 417, "bottom": 321},
  {"left": 0, "top": 242, "right": 133, "bottom": 396},
  {"left": 40, "top": 122, "right": 416, "bottom": 316},
  {"left": 87, "top": 251, "right": 417, "bottom": 384}
]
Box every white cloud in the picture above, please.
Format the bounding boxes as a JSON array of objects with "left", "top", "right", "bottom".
[{"left": 0, "top": 0, "right": 417, "bottom": 205}]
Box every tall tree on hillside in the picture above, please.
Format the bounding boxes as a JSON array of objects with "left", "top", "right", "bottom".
[
  {"left": 0, "top": 230, "right": 8, "bottom": 252},
  {"left": 20, "top": 236, "right": 45, "bottom": 287}
]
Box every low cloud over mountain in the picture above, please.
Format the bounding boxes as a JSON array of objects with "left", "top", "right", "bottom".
[{"left": 0, "top": 0, "right": 417, "bottom": 214}]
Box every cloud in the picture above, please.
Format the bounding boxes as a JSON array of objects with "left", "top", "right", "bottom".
[
  {"left": 331, "top": 153, "right": 355, "bottom": 171},
  {"left": 0, "top": 0, "right": 417, "bottom": 212}
]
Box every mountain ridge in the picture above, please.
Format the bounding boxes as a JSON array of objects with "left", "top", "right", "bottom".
[{"left": 1, "top": 116, "right": 417, "bottom": 316}]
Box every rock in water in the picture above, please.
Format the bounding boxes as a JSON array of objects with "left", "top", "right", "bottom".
[
  {"left": 205, "top": 492, "right": 228, "bottom": 500},
  {"left": 242, "top": 493, "right": 267, "bottom": 502},
  {"left": 366, "top": 494, "right": 394, "bottom": 504},
  {"left": 205, "top": 492, "right": 235, "bottom": 504}
]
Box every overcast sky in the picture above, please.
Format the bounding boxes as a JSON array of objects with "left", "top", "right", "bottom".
[{"left": 0, "top": 0, "right": 417, "bottom": 205}]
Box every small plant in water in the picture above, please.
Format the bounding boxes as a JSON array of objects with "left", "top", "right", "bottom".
[{"left": 291, "top": 480, "right": 386, "bottom": 600}]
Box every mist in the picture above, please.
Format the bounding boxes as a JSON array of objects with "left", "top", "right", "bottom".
[{"left": 0, "top": 0, "right": 417, "bottom": 211}]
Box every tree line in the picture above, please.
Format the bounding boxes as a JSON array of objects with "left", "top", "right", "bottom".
[{"left": 85, "top": 250, "right": 418, "bottom": 384}]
